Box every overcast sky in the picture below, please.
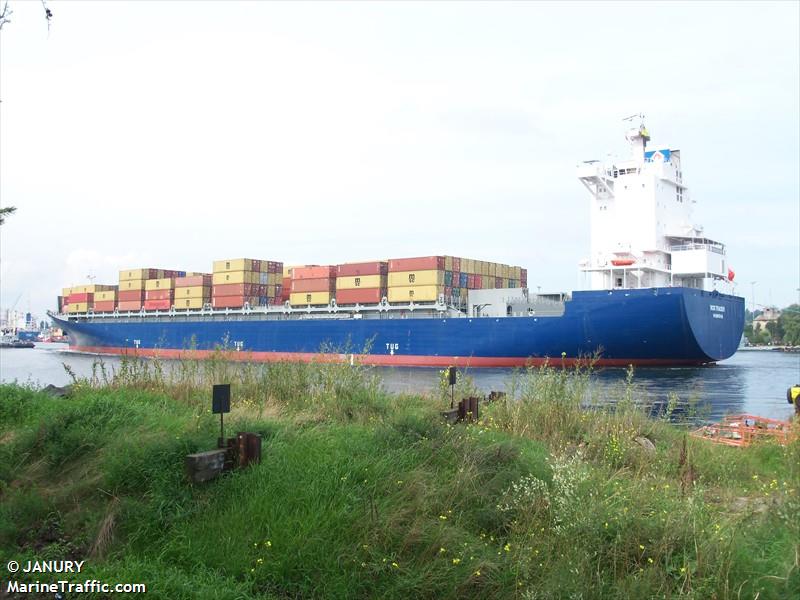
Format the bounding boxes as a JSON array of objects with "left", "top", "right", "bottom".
[{"left": 1, "top": 1, "right": 798, "bottom": 318}]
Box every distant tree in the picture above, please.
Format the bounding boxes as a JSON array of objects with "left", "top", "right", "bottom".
[
  {"left": 779, "top": 304, "right": 800, "bottom": 346},
  {"left": 765, "top": 320, "right": 783, "bottom": 344},
  {"left": 0, "top": 206, "right": 16, "bottom": 225}
]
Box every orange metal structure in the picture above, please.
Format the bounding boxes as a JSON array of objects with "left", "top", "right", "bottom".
[{"left": 691, "top": 414, "right": 796, "bottom": 447}]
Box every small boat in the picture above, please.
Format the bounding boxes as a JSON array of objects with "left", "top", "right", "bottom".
[
  {"left": 611, "top": 258, "right": 636, "bottom": 266},
  {"left": 691, "top": 414, "right": 795, "bottom": 447},
  {"left": 0, "top": 333, "right": 35, "bottom": 349}
]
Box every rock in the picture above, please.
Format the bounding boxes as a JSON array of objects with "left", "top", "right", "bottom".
[
  {"left": 634, "top": 435, "right": 656, "bottom": 452},
  {"left": 41, "top": 384, "right": 73, "bottom": 398}
]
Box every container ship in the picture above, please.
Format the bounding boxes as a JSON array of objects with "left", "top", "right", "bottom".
[{"left": 50, "top": 121, "right": 744, "bottom": 367}]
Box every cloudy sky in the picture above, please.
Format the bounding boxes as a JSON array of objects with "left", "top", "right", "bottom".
[{"left": 1, "top": 1, "right": 798, "bottom": 318}]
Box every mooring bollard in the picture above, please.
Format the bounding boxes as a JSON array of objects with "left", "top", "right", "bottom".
[{"left": 443, "top": 397, "right": 481, "bottom": 425}]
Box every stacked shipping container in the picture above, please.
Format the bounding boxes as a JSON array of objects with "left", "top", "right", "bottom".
[
  {"left": 387, "top": 256, "right": 446, "bottom": 303},
  {"left": 335, "top": 261, "right": 388, "bottom": 305},
  {"left": 60, "top": 257, "right": 529, "bottom": 313},
  {"left": 212, "top": 259, "right": 283, "bottom": 308},
  {"left": 62, "top": 284, "right": 117, "bottom": 313},
  {"left": 119, "top": 268, "right": 185, "bottom": 311},
  {"left": 289, "top": 266, "right": 336, "bottom": 306},
  {"left": 174, "top": 274, "right": 212, "bottom": 309},
  {"left": 93, "top": 289, "right": 118, "bottom": 313},
  {"left": 386, "top": 256, "right": 525, "bottom": 303}
]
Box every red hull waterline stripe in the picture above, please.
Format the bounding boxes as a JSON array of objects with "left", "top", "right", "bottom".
[{"left": 70, "top": 345, "right": 709, "bottom": 368}]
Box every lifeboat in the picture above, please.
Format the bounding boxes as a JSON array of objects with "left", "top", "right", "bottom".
[{"left": 611, "top": 258, "right": 635, "bottom": 266}]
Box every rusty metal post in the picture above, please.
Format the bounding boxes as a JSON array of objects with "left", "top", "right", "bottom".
[
  {"left": 237, "top": 432, "right": 248, "bottom": 468},
  {"left": 246, "top": 433, "right": 262, "bottom": 465},
  {"left": 223, "top": 437, "right": 237, "bottom": 471}
]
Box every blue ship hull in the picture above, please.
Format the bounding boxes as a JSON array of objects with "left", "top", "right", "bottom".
[{"left": 50, "top": 288, "right": 744, "bottom": 367}]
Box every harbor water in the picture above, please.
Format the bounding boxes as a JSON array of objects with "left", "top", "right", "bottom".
[{"left": 1, "top": 343, "right": 798, "bottom": 422}]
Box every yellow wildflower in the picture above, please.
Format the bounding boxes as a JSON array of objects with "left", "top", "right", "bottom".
[{"left": 452, "top": 558, "right": 461, "bottom": 565}]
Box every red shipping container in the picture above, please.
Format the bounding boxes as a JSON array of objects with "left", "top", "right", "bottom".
[
  {"left": 291, "top": 277, "right": 335, "bottom": 293},
  {"left": 336, "top": 288, "right": 385, "bottom": 305},
  {"left": 145, "top": 289, "right": 173, "bottom": 301},
  {"left": 93, "top": 300, "right": 116, "bottom": 312},
  {"left": 453, "top": 257, "right": 461, "bottom": 271},
  {"left": 467, "top": 275, "right": 475, "bottom": 289},
  {"left": 144, "top": 299, "right": 171, "bottom": 310},
  {"left": 175, "top": 275, "right": 212, "bottom": 287},
  {"left": 495, "top": 277, "right": 502, "bottom": 288},
  {"left": 292, "top": 266, "right": 335, "bottom": 280},
  {"left": 521, "top": 268, "right": 528, "bottom": 287},
  {"left": 119, "top": 290, "right": 144, "bottom": 302},
  {"left": 388, "top": 256, "right": 445, "bottom": 272},
  {"left": 445, "top": 286, "right": 453, "bottom": 297},
  {"left": 118, "top": 301, "right": 143, "bottom": 311},
  {"left": 336, "top": 261, "right": 388, "bottom": 277},
  {"left": 475, "top": 275, "right": 483, "bottom": 288},
  {"left": 212, "top": 295, "right": 259, "bottom": 308},
  {"left": 213, "top": 283, "right": 252, "bottom": 297},
  {"left": 267, "top": 261, "right": 283, "bottom": 273},
  {"left": 67, "top": 292, "right": 93, "bottom": 303}
]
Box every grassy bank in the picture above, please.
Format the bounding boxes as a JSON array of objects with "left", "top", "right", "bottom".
[{"left": 1, "top": 357, "right": 798, "bottom": 599}]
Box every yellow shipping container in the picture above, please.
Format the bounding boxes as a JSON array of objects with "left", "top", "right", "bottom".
[
  {"left": 463, "top": 259, "right": 474, "bottom": 274},
  {"left": 175, "top": 298, "right": 207, "bottom": 309},
  {"left": 387, "top": 285, "right": 442, "bottom": 303},
  {"left": 120, "top": 269, "right": 163, "bottom": 281},
  {"left": 387, "top": 270, "right": 444, "bottom": 287},
  {"left": 213, "top": 258, "right": 260, "bottom": 273},
  {"left": 175, "top": 286, "right": 210, "bottom": 298},
  {"left": 145, "top": 277, "right": 175, "bottom": 291},
  {"left": 336, "top": 274, "right": 385, "bottom": 290},
  {"left": 62, "top": 287, "right": 74, "bottom": 297},
  {"left": 212, "top": 271, "right": 260, "bottom": 285},
  {"left": 66, "top": 302, "right": 89, "bottom": 313},
  {"left": 119, "top": 279, "right": 146, "bottom": 291},
  {"left": 488, "top": 263, "right": 497, "bottom": 277},
  {"left": 512, "top": 266, "right": 521, "bottom": 279},
  {"left": 68, "top": 284, "right": 116, "bottom": 294},
  {"left": 95, "top": 290, "right": 117, "bottom": 302},
  {"left": 444, "top": 256, "right": 453, "bottom": 271},
  {"left": 290, "top": 291, "right": 332, "bottom": 306}
]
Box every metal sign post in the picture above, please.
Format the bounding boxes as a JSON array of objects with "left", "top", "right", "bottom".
[
  {"left": 448, "top": 366, "right": 457, "bottom": 408},
  {"left": 212, "top": 384, "right": 231, "bottom": 448}
]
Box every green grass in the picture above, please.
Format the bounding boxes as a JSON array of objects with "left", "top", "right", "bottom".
[{"left": 0, "top": 358, "right": 797, "bottom": 599}]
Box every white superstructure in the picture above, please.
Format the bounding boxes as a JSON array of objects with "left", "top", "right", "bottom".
[{"left": 577, "top": 117, "right": 732, "bottom": 292}]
